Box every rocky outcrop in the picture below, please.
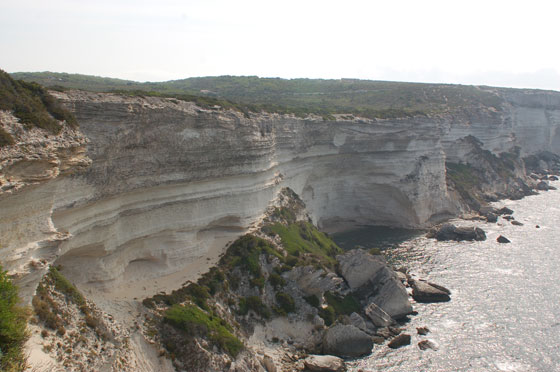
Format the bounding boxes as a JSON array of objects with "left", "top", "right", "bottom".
[
  {"left": 303, "top": 355, "right": 346, "bottom": 372},
  {"left": 337, "top": 249, "right": 412, "bottom": 319},
  {"left": 497, "top": 235, "right": 511, "bottom": 243},
  {"left": 322, "top": 324, "right": 373, "bottom": 357},
  {"left": 1, "top": 85, "right": 560, "bottom": 371},
  {"left": 430, "top": 223, "right": 486, "bottom": 242},
  {"left": 387, "top": 333, "right": 411, "bottom": 349},
  {"left": 410, "top": 279, "right": 451, "bottom": 303}
]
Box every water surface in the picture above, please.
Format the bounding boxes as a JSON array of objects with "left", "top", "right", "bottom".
[{"left": 335, "top": 187, "right": 560, "bottom": 372}]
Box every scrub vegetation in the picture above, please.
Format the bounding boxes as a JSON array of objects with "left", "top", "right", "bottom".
[
  {"left": 0, "top": 265, "right": 29, "bottom": 372},
  {"left": 0, "top": 70, "right": 77, "bottom": 145},
  {"left": 12, "top": 72, "right": 505, "bottom": 120}
]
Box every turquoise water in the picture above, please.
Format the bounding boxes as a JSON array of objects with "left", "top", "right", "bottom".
[{"left": 334, "top": 185, "right": 560, "bottom": 372}]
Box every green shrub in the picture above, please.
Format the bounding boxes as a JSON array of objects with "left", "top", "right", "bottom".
[
  {"left": 369, "top": 247, "right": 382, "bottom": 255},
  {"left": 324, "top": 292, "right": 360, "bottom": 316},
  {"left": 304, "top": 295, "right": 320, "bottom": 308},
  {"left": 250, "top": 276, "right": 265, "bottom": 290},
  {"left": 318, "top": 306, "right": 336, "bottom": 326},
  {"left": 268, "top": 273, "right": 285, "bottom": 289},
  {"left": 275, "top": 292, "right": 295, "bottom": 314},
  {"left": 239, "top": 296, "right": 270, "bottom": 319},
  {"left": 0, "top": 265, "right": 29, "bottom": 372},
  {"left": 266, "top": 221, "right": 342, "bottom": 268},
  {"left": 164, "top": 304, "right": 243, "bottom": 357},
  {"left": 46, "top": 266, "right": 86, "bottom": 308}
]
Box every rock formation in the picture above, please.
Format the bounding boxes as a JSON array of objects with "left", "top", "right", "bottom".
[{"left": 0, "top": 80, "right": 560, "bottom": 371}]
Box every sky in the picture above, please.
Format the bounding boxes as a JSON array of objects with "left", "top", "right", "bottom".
[{"left": 1, "top": 0, "right": 560, "bottom": 91}]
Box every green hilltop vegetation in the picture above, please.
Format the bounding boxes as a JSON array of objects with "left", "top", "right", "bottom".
[
  {"left": 0, "top": 69, "right": 78, "bottom": 146},
  {"left": 11, "top": 71, "right": 505, "bottom": 119}
]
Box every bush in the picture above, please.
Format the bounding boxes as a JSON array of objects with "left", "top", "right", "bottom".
[
  {"left": 47, "top": 267, "right": 85, "bottom": 308},
  {"left": 324, "top": 292, "right": 360, "bottom": 316},
  {"left": 0, "top": 265, "right": 29, "bottom": 372},
  {"left": 239, "top": 296, "right": 270, "bottom": 319},
  {"left": 304, "top": 295, "right": 320, "bottom": 308},
  {"left": 318, "top": 306, "right": 335, "bottom": 326},
  {"left": 268, "top": 273, "right": 285, "bottom": 289},
  {"left": 164, "top": 304, "right": 243, "bottom": 357},
  {"left": 275, "top": 292, "right": 295, "bottom": 314}
]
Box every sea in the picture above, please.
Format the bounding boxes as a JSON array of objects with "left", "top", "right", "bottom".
[{"left": 332, "top": 184, "right": 560, "bottom": 372}]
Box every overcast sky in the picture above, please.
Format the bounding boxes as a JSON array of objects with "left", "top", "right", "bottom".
[{"left": 2, "top": 0, "right": 560, "bottom": 90}]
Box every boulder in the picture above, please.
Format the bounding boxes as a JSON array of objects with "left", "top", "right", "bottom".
[
  {"left": 497, "top": 207, "right": 514, "bottom": 215},
  {"left": 323, "top": 324, "right": 373, "bottom": 357},
  {"left": 537, "top": 181, "right": 549, "bottom": 191},
  {"left": 364, "top": 302, "right": 395, "bottom": 327},
  {"left": 348, "top": 312, "right": 369, "bottom": 333},
  {"left": 336, "top": 249, "right": 386, "bottom": 290},
  {"left": 416, "top": 326, "right": 430, "bottom": 335},
  {"left": 418, "top": 340, "right": 438, "bottom": 351},
  {"left": 503, "top": 215, "right": 514, "bottom": 221},
  {"left": 303, "top": 355, "right": 346, "bottom": 372},
  {"left": 549, "top": 175, "right": 559, "bottom": 181},
  {"left": 387, "top": 334, "right": 411, "bottom": 349},
  {"left": 484, "top": 212, "right": 498, "bottom": 223},
  {"left": 433, "top": 224, "right": 486, "bottom": 242},
  {"left": 410, "top": 279, "right": 451, "bottom": 303},
  {"left": 511, "top": 220, "right": 523, "bottom": 226},
  {"left": 337, "top": 250, "right": 412, "bottom": 319},
  {"left": 262, "top": 355, "right": 276, "bottom": 372},
  {"left": 497, "top": 235, "right": 511, "bottom": 243}
]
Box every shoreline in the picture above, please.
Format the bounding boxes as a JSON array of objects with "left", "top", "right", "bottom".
[{"left": 349, "top": 182, "right": 559, "bottom": 371}]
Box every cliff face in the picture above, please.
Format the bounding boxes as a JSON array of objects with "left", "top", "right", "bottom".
[{"left": 1, "top": 88, "right": 560, "bottom": 294}]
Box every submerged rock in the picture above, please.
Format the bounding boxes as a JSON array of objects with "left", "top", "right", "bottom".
[
  {"left": 497, "top": 235, "right": 511, "bottom": 243},
  {"left": 511, "top": 220, "right": 524, "bottom": 226},
  {"left": 497, "top": 207, "right": 514, "bottom": 215},
  {"left": 416, "top": 326, "right": 430, "bottom": 335},
  {"left": 433, "top": 224, "right": 486, "bottom": 242},
  {"left": 303, "top": 355, "right": 346, "bottom": 372},
  {"left": 410, "top": 279, "right": 451, "bottom": 303},
  {"left": 388, "top": 334, "right": 411, "bottom": 349},
  {"left": 418, "top": 340, "right": 438, "bottom": 351},
  {"left": 323, "top": 324, "right": 373, "bottom": 357}
]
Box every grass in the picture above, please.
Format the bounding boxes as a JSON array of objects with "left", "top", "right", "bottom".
[
  {"left": 11, "top": 72, "right": 506, "bottom": 120},
  {"left": 264, "top": 220, "right": 342, "bottom": 268},
  {"left": 164, "top": 304, "right": 243, "bottom": 357},
  {"left": 0, "top": 265, "right": 29, "bottom": 372},
  {"left": 0, "top": 69, "right": 77, "bottom": 141}
]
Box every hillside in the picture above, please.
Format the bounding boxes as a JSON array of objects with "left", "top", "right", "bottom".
[{"left": 11, "top": 72, "right": 505, "bottom": 119}]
